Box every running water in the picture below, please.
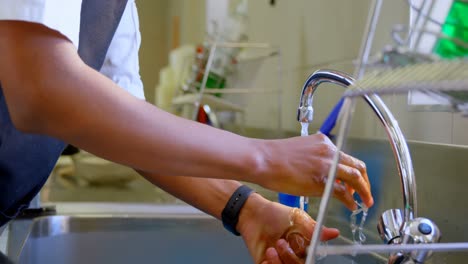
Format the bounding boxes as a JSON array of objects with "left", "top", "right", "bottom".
[
  {"left": 316, "top": 241, "right": 328, "bottom": 263},
  {"left": 300, "top": 122, "right": 310, "bottom": 210},
  {"left": 350, "top": 201, "right": 368, "bottom": 244},
  {"left": 301, "top": 122, "right": 309, "bottom": 137}
]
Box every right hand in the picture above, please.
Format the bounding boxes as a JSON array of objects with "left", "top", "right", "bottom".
[
  {"left": 255, "top": 133, "right": 373, "bottom": 210},
  {"left": 238, "top": 196, "right": 339, "bottom": 264}
]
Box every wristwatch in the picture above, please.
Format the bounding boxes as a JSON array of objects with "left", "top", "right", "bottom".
[{"left": 221, "top": 185, "right": 255, "bottom": 236}]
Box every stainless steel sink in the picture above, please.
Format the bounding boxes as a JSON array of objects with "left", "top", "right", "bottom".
[
  {"left": 16, "top": 215, "right": 252, "bottom": 264},
  {"left": 7, "top": 205, "right": 386, "bottom": 264}
]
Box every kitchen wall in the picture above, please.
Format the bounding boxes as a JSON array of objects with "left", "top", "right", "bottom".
[
  {"left": 240, "top": 0, "right": 468, "bottom": 146},
  {"left": 136, "top": 0, "right": 468, "bottom": 146},
  {"left": 136, "top": 0, "right": 169, "bottom": 102},
  {"left": 136, "top": 0, "right": 205, "bottom": 103}
]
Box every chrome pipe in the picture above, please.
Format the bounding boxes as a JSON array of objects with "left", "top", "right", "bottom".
[
  {"left": 299, "top": 70, "right": 417, "bottom": 263},
  {"left": 298, "top": 70, "right": 417, "bottom": 220},
  {"left": 315, "top": 242, "right": 468, "bottom": 256},
  {"left": 354, "top": 0, "right": 384, "bottom": 79}
]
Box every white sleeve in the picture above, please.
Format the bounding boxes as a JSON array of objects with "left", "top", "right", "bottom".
[
  {"left": 99, "top": 0, "right": 145, "bottom": 100},
  {"left": 0, "top": 0, "right": 82, "bottom": 48}
]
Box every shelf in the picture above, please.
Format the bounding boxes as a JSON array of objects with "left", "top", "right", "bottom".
[
  {"left": 172, "top": 41, "right": 283, "bottom": 131},
  {"left": 172, "top": 94, "right": 245, "bottom": 112},
  {"left": 200, "top": 88, "right": 282, "bottom": 94}
]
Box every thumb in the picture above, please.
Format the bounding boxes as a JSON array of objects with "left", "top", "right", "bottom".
[
  {"left": 320, "top": 227, "right": 340, "bottom": 241},
  {"left": 285, "top": 226, "right": 339, "bottom": 258}
]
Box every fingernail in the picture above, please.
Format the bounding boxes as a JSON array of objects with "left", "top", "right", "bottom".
[
  {"left": 360, "top": 162, "right": 366, "bottom": 170},
  {"left": 277, "top": 239, "right": 287, "bottom": 248},
  {"left": 266, "top": 247, "right": 278, "bottom": 258}
]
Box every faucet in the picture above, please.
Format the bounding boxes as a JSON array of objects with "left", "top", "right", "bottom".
[{"left": 298, "top": 70, "right": 441, "bottom": 263}]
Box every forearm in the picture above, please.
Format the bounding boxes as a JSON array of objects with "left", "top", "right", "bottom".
[
  {"left": 0, "top": 22, "right": 375, "bottom": 207},
  {"left": 39, "top": 68, "right": 260, "bottom": 180},
  {"left": 0, "top": 21, "right": 265, "bottom": 183},
  {"left": 140, "top": 171, "right": 268, "bottom": 231}
]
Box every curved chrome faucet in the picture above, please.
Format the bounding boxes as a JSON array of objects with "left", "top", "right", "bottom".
[
  {"left": 299, "top": 70, "right": 441, "bottom": 263},
  {"left": 298, "top": 69, "right": 417, "bottom": 221}
]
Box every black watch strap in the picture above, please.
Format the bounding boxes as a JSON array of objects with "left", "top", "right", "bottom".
[{"left": 221, "top": 185, "right": 254, "bottom": 236}]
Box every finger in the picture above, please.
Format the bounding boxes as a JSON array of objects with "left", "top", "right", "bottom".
[
  {"left": 335, "top": 178, "right": 355, "bottom": 196},
  {"left": 276, "top": 239, "right": 303, "bottom": 264},
  {"left": 264, "top": 247, "right": 282, "bottom": 264},
  {"left": 336, "top": 179, "right": 356, "bottom": 196},
  {"left": 321, "top": 227, "right": 340, "bottom": 241},
  {"left": 303, "top": 226, "right": 340, "bottom": 242},
  {"left": 332, "top": 181, "right": 357, "bottom": 210},
  {"left": 346, "top": 184, "right": 356, "bottom": 196},
  {"left": 286, "top": 232, "right": 308, "bottom": 258},
  {"left": 335, "top": 163, "right": 374, "bottom": 208},
  {"left": 339, "top": 152, "right": 370, "bottom": 187},
  {"left": 339, "top": 152, "right": 370, "bottom": 192},
  {"left": 285, "top": 227, "right": 339, "bottom": 259}
]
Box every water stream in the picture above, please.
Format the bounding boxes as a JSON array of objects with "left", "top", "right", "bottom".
[
  {"left": 350, "top": 201, "right": 368, "bottom": 245},
  {"left": 300, "top": 122, "right": 310, "bottom": 210}
]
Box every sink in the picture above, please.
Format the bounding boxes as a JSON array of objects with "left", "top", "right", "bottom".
[
  {"left": 8, "top": 204, "right": 386, "bottom": 264},
  {"left": 16, "top": 215, "right": 252, "bottom": 264}
]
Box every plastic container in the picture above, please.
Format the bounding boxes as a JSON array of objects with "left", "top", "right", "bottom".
[
  {"left": 433, "top": 0, "right": 468, "bottom": 58},
  {"left": 278, "top": 193, "right": 309, "bottom": 211}
]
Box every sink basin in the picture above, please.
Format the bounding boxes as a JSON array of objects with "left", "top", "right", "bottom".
[
  {"left": 9, "top": 205, "right": 386, "bottom": 264},
  {"left": 17, "top": 215, "right": 252, "bottom": 264}
]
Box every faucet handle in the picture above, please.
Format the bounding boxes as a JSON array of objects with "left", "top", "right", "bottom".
[
  {"left": 401, "top": 218, "right": 441, "bottom": 263},
  {"left": 378, "top": 209, "right": 405, "bottom": 244}
]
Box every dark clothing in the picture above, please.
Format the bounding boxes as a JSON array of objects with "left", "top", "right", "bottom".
[{"left": 0, "top": 0, "right": 128, "bottom": 227}]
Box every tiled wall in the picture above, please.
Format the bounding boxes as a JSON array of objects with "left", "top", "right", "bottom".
[
  {"left": 240, "top": 0, "right": 468, "bottom": 146},
  {"left": 137, "top": 0, "right": 206, "bottom": 103},
  {"left": 137, "top": 0, "right": 169, "bottom": 102}
]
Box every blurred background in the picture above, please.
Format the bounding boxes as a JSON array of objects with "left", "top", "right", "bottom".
[
  {"left": 3, "top": 1, "right": 468, "bottom": 263},
  {"left": 42, "top": 0, "right": 468, "bottom": 204},
  {"left": 136, "top": 0, "right": 468, "bottom": 144}
]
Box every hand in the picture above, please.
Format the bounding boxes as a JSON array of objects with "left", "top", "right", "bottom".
[
  {"left": 238, "top": 194, "right": 339, "bottom": 264},
  {"left": 255, "top": 133, "right": 373, "bottom": 210}
]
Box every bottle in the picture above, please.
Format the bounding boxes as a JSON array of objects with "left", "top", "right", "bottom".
[
  {"left": 433, "top": 0, "right": 468, "bottom": 59},
  {"left": 278, "top": 193, "right": 309, "bottom": 211}
]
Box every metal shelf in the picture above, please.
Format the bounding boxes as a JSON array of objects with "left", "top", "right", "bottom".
[
  {"left": 172, "top": 93, "right": 244, "bottom": 113},
  {"left": 171, "top": 41, "right": 283, "bottom": 131}
]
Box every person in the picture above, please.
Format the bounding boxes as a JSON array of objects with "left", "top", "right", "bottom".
[{"left": 0, "top": 1, "right": 373, "bottom": 263}]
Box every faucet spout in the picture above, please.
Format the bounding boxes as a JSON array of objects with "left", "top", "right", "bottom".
[
  {"left": 297, "top": 71, "right": 354, "bottom": 124},
  {"left": 298, "top": 70, "right": 417, "bottom": 221}
]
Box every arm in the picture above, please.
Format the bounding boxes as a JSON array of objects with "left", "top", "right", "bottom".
[
  {"left": 140, "top": 172, "right": 251, "bottom": 221},
  {"left": 140, "top": 172, "right": 340, "bottom": 264},
  {"left": 0, "top": 21, "right": 260, "bottom": 182},
  {"left": 0, "top": 21, "right": 373, "bottom": 208}
]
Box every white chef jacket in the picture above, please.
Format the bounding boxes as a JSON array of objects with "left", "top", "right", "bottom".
[{"left": 0, "top": 0, "right": 145, "bottom": 100}]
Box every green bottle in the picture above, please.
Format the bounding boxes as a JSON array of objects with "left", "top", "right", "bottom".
[{"left": 433, "top": 0, "right": 468, "bottom": 59}]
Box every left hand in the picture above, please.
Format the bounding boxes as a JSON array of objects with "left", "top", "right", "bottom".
[{"left": 237, "top": 194, "right": 340, "bottom": 264}]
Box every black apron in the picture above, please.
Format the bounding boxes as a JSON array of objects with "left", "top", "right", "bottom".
[{"left": 0, "top": 0, "right": 129, "bottom": 227}]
